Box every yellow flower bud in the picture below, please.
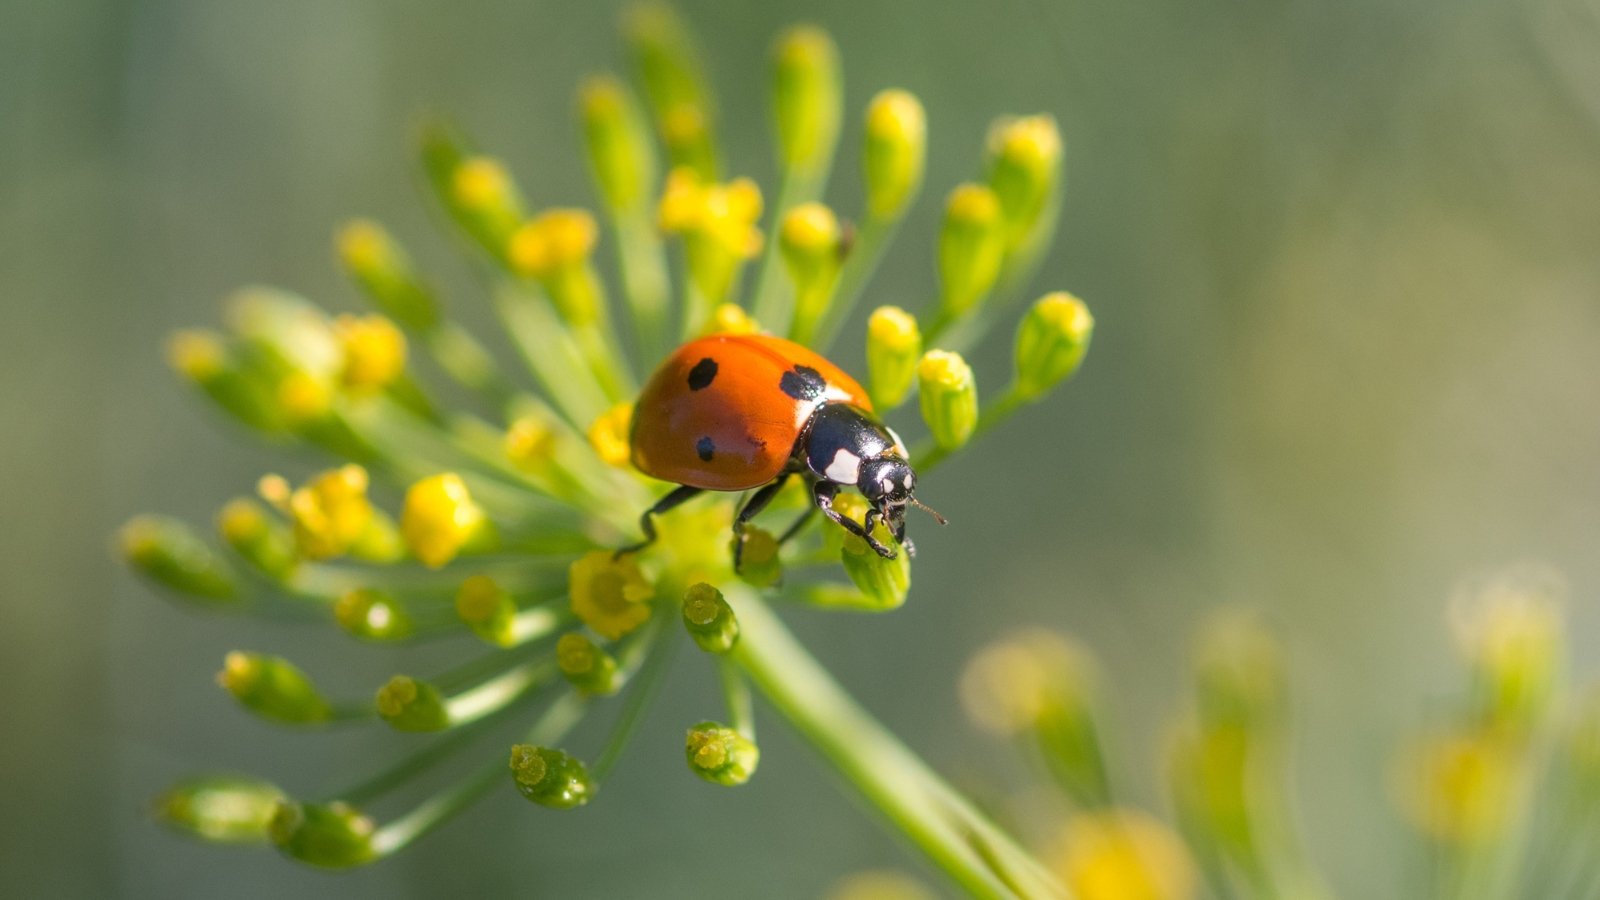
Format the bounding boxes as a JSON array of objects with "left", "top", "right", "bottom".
[
  {"left": 1055, "top": 809, "right": 1197, "bottom": 900},
  {"left": 455, "top": 574, "right": 518, "bottom": 646},
  {"left": 840, "top": 523, "right": 910, "bottom": 611},
  {"left": 268, "top": 800, "right": 376, "bottom": 869},
  {"left": 449, "top": 156, "right": 526, "bottom": 255},
  {"left": 686, "top": 721, "right": 759, "bottom": 786},
  {"left": 120, "top": 515, "right": 239, "bottom": 604},
  {"left": 156, "top": 775, "right": 285, "bottom": 845},
  {"left": 938, "top": 184, "right": 1007, "bottom": 319},
  {"left": 779, "top": 203, "right": 844, "bottom": 344},
  {"left": 556, "top": 632, "right": 620, "bottom": 696},
  {"left": 1452, "top": 567, "right": 1564, "bottom": 737},
  {"left": 509, "top": 744, "right": 593, "bottom": 809},
  {"left": 400, "top": 473, "right": 488, "bottom": 568},
  {"left": 588, "top": 402, "right": 634, "bottom": 468},
  {"left": 578, "top": 75, "right": 656, "bottom": 213},
  {"left": 376, "top": 675, "right": 450, "bottom": 732},
  {"left": 624, "top": 1, "right": 718, "bottom": 178},
  {"left": 862, "top": 89, "right": 926, "bottom": 221},
  {"left": 217, "top": 498, "right": 296, "bottom": 580},
  {"left": 217, "top": 651, "right": 331, "bottom": 725},
  {"left": 1394, "top": 728, "right": 1520, "bottom": 844},
  {"left": 504, "top": 413, "right": 561, "bottom": 474},
  {"left": 770, "top": 25, "right": 841, "bottom": 173},
  {"left": 333, "top": 314, "right": 408, "bottom": 393},
  {"left": 865, "top": 306, "right": 922, "bottom": 409},
  {"left": 917, "top": 350, "right": 978, "bottom": 451},
  {"left": 275, "top": 465, "right": 378, "bottom": 561},
  {"left": 706, "top": 302, "right": 759, "bottom": 336},
  {"left": 682, "top": 582, "right": 739, "bottom": 653},
  {"left": 986, "top": 114, "right": 1063, "bottom": 252},
  {"left": 335, "top": 219, "right": 439, "bottom": 330},
  {"left": 273, "top": 371, "right": 332, "bottom": 425},
  {"left": 508, "top": 209, "right": 599, "bottom": 279},
  {"left": 1014, "top": 291, "right": 1093, "bottom": 400},
  {"left": 568, "top": 550, "right": 655, "bottom": 640},
  {"left": 735, "top": 527, "right": 782, "bottom": 589},
  {"left": 658, "top": 169, "right": 764, "bottom": 304},
  {"left": 166, "top": 329, "right": 228, "bottom": 382}
]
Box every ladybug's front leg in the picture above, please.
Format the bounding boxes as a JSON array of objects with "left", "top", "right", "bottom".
[
  {"left": 732, "top": 473, "right": 791, "bottom": 573},
  {"left": 812, "top": 481, "right": 897, "bottom": 559},
  {"left": 615, "top": 484, "right": 704, "bottom": 559}
]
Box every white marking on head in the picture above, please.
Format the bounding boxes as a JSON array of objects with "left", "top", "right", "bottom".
[{"left": 824, "top": 448, "right": 862, "bottom": 484}]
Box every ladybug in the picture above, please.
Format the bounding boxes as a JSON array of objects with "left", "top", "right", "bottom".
[{"left": 621, "top": 332, "right": 944, "bottom": 569}]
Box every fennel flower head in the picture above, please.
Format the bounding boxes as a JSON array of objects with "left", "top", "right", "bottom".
[{"left": 125, "top": 1, "right": 1091, "bottom": 883}]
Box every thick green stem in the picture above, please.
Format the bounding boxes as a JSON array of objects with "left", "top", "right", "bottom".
[{"left": 728, "top": 592, "right": 1066, "bottom": 900}]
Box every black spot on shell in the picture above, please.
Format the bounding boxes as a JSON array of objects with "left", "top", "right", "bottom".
[
  {"left": 687, "top": 357, "right": 718, "bottom": 391},
  {"left": 696, "top": 436, "right": 716, "bottom": 461},
  {"left": 779, "top": 365, "right": 826, "bottom": 401}
]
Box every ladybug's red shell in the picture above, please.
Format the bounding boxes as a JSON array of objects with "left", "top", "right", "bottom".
[{"left": 630, "top": 333, "right": 872, "bottom": 491}]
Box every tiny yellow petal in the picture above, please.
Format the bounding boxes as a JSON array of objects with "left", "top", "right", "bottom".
[{"left": 588, "top": 403, "right": 634, "bottom": 468}]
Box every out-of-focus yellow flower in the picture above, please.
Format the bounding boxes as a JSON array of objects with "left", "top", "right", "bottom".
[
  {"left": 706, "top": 302, "right": 759, "bottom": 335},
  {"left": 960, "top": 630, "right": 1093, "bottom": 736},
  {"left": 658, "top": 168, "right": 763, "bottom": 257},
  {"left": 452, "top": 157, "right": 513, "bottom": 213},
  {"left": 1056, "top": 809, "right": 1197, "bottom": 900},
  {"left": 274, "top": 370, "right": 332, "bottom": 424},
  {"left": 167, "top": 329, "right": 228, "bottom": 382},
  {"left": 400, "top": 473, "right": 487, "bottom": 568},
  {"left": 261, "top": 465, "right": 376, "bottom": 561},
  {"left": 588, "top": 403, "right": 634, "bottom": 468},
  {"left": 1452, "top": 568, "right": 1564, "bottom": 736},
  {"left": 862, "top": 89, "right": 926, "bottom": 221},
  {"left": 509, "top": 209, "right": 600, "bottom": 279},
  {"left": 333, "top": 314, "right": 407, "bottom": 392},
  {"left": 569, "top": 550, "right": 655, "bottom": 640},
  {"left": 1394, "top": 728, "right": 1520, "bottom": 844},
  {"left": 505, "top": 414, "right": 560, "bottom": 473}
]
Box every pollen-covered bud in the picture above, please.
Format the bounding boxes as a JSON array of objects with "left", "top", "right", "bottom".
[
  {"left": 120, "top": 515, "right": 239, "bottom": 604},
  {"left": 579, "top": 75, "right": 656, "bottom": 214},
  {"left": 986, "top": 114, "right": 1063, "bottom": 254},
  {"left": 862, "top": 90, "right": 926, "bottom": 221},
  {"left": 217, "top": 652, "right": 332, "bottom": 725},
  {"left": 779, "top": 203, "right": 845, "bottom": 345},
  {"left": 840, "top": 525, "right": 911, "bottom": 612},
  {"left": 917, "top": 350, "right": 978, "bottom": 451},
  {"left": 937, "top": 184, "right": 1006, "bottom": 320},
  {"left": 865, "top": 306, "right": 922, "bottom": 409},
  {"left": 624, "top": 1, "right": 718, "bottom": 178},
  {"left": 335, "top": 220, "right": 439, "bottom": 330},
  {"left": 333, "top": 588, "right": 415, "bottom": 642},
  {"left": 268, "top": 799, "right": 376, "bottom": 869},
  {"left": 1014, "top": 291, "right": 1093, "bottom": 401},
  {"left": 1054, "top": 809, "right": 1197, "bottom": 900},
  {"left": 332, "top": 313, "right": 407, "bottom": 393},
  {"left": 155, "top": 775, "right": 285, "bottom": 845},
  {"left": 735, "top": 527, "right": 783, "bottom": 589},
  {"left": 216, "top": 498, "right": 295, "bottom": 580},
  {"left": 449, "top": 156, "right": 527, "bottom": 257},
  {"left": 400, "top": 473, "right": 490, "bottom": 569},
  {"left": 455, "top": 574, "right": 519, "bottom": 646},
  {"left": 375, "top": 675, "right": 449, "bottom": 732},
  {"left": 557, "top": 632, "right": 621, "bottom": 696},
  {"left": 508, "top": 209, "right": 604, "bottom": 325},
  {"left": 587, "top": 403, "right": 634, "bottom": 468},
  {"left": 685, "top": 721, "right": 759, "bottom": 786},
  {"left": 509, "top": 744, "right": 593, "bottom": 809},
  {"left": 569, "top": 550, "right": 655, "bottom": 640},
  {"left": 770, "top": 25, "right": 841, "bottom": 175},
  {"left": 682, "top": 582, "right": 739, "bottom": 653}
]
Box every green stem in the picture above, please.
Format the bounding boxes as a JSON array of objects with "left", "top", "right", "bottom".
[
  {"left": 815, "top": 215, "right": 898, "bottom": 354},
  {"left": 719, "top": 657, "right": 754, "bottom": 740},
  {"left": 749, "top": 169, "right": 815, "bottom": 330},
  {"left": 728, "top": 591, "right": 1066, "bottom": 900},
  {"left": 913, "top": 382, "right": 1029, "bottom": 474},
  {"left": 591, "top": 619, "right": 678, "bottom": 782},
  {"left": 613, "top": 209, "right": 672, "bottom": 364}
]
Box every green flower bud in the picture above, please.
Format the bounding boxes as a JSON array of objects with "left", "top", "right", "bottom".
[
  {"left": 335, "top": 219, "right": 440, "bottom": 331},
  {"left": 155, "top": 775, "right": 285, "bottom": 844},
  {"left": 865, "top": 306, "right": 922, "bottom": 409},
  {"left": 376, "top": 675, "right": 450, "bottom": 732},
  {"left": 165, "top": 330, "right": 285, "bottom": 433},
  {"left": 937, "top": 184, "right": 1006, "bottom": 319},
  {"left": 682, "top": 582, "right": 739, "bottom": 653},
  {"left": 217, "top": 652, "right": 332, "bottom": 725},
  {"left": 779, "top": 203, "right": 845, "bottom": 345},
  {"left": 862, "top": 89, "right": 926, "bottom": 221},
  {"left": 579, "top": 76, "right": 656, "bottom": 214},
  {"left": 685, "top": 721, "right": 759, "bottom": 786},
  {"left": 917, "top": 350, "right": 979, "bottom": 452},
  {"left": 557, "top": 632, "right": 620, "bottom": 696},
  {"left": 455, "top": 574, "right": 518, "bottom": 646},
  {"left": 985, "top": 114, "right": 1063, "bottom": 253},
  {"left": 841, "top": 526, "right": 911, "bottom": 612},
  {"left": 1014, "top": 291, "right": 1094, "bottom": 400},
  {"left": 216, "top": 498, "right": 296, "bottom": 580},
  {"left": 624, "top": 1, "right": 718, "bottom": 178},
  {"left": 268, "top": 799, "right": 376, "bottom": 869},
  {"left": 448, "top": 156, "right": 528, "bottom": 261},
  {"left": 333, "top": 588, "right": 415, "bottom": 642},
  {"left": 770, "top": 25, "right": 841, "bottom": 174},
  {"left": 121, "top": 515, "right": 239, "bottom": 604},
  {"left": 509, "top": 744, "right": 593, "bottom": 809},
  {"left": 734, "top": 527, "right": 782, "bottom": 589},
  {"left": 226, "top": 287, "right": 342, "bottom": 382}
]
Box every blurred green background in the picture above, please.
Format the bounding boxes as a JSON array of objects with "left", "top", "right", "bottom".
[{"left": 5, "top": 0, "right": 1600, "bottom": 896}]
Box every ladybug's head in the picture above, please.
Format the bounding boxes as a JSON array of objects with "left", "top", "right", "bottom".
[{"left": 859, "top": 456, "right": 943, "bottom": 542}]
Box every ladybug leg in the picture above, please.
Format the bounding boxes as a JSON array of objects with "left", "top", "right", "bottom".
[
  {"left": 615, "top": 485, "right": 704, "bottom": 559},
  {"left": 813, "top": 481, "right": 897, "bottom": 559},
  {"left": 776, "top": 503, "right": 818, "bottom": 546},
  {"left": 732, "top": 473, "right": 791, "bottom": 572}
]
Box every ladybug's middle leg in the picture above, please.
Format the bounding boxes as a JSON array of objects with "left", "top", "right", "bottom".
[
  {"left": 811, "top": 481, "right": 897, "bottom": 559},
  {"left": 732, "top": 472, "right": 791, "bottom": 572},
  {"left": 615, "top": 484, "right": 704, "bottom": 559}
]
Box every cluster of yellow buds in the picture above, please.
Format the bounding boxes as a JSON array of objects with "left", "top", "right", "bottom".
[{"left": 127, "top": 2, "right": 1094, "bottom": 890}]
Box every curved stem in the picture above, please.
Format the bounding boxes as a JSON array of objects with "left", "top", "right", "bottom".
[{"left": 727, "top": 591, "right": 1067, "bottom": 900}]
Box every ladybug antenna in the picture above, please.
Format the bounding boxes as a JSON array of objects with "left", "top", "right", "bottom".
[{"left": 910, "top": 497, "right": 947, "bottom": 526}]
